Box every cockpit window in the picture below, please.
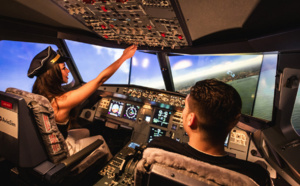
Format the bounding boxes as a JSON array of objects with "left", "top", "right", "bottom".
[
  {"left": 169, "top": 54, "right": 263, "bottom": 115},
  {"left": 0, "top": 41, "right": 71, "bottom": 92},
  {"left": 253, "top": 54, "right": 278, "bottom": 121},
  {"left": 65, "top": 40, "right": 130, "bottom": 84},
  {"left": 292, "top": 87, "right": 300, "bottom": 135},
  {"left": 130, "top": 51, "right": 165, "bottom": 89}
]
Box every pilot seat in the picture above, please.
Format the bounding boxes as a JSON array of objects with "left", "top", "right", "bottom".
[
  {"left": 0, "top": 88, "right": 111, "bottom": 186},
  {"left": 134, "top": 148, "right": 260, "bottom": 186}
]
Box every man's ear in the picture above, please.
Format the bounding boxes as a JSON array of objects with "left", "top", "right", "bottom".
[{"left": 187, "top": 112, "right": 197, "bottom": 129}]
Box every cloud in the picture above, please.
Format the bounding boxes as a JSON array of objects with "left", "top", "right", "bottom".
[
  {"left": 131, "top": 76, "right": 165, "bottom": 89},
  {"left": 92, "top": 45, "right": 105, "bottom": 55},
  {"left": 142, "top": 58, "right": 149, "bottom": 68},
  {"left": 132, "top": 57, "right": 138, "bottom": 66},
  {"left": 92, "top": 45, "right": 129, "bottom": 73},
  {"left": 119, "top": 60, "right": 130, "bottom": 73},
  {"left": 172, "top": 60, "right": 192, "bottom": 70}
]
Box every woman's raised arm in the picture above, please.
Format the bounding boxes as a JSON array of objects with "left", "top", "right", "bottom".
[{"left": 55, "top": 45, "right": 137, "bottom": 118}]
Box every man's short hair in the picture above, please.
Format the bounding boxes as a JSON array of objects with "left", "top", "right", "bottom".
[{"left": 188, "top": 79, "right": 242, "bottom": 140}]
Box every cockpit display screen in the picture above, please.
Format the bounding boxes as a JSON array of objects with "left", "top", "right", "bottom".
[
  {"left": 152, "top": 109, "right": 171, "bottom": 128},
  {"left": 107, "top": 100, "right": 124, "bottom": 117},
  {"left": 224, "top": 134, "right": 230, "bottom": 147},
  {"left": 148, "top": 127, "right": 167, "bottom": 143},
  {"left": 123, "top": 103, "right": 140, "bottom": 121}
]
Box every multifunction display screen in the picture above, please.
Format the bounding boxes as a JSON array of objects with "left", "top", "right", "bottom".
[
  {"left": 123, "top": 103, "right": 140, "bottom": 121},
  {"left": 148, "top": 127, "right": 167, "bottom": 143},
  {"left": 107, "top": 100, "right": 124, "bottom": 117},
  {"left": 152, "top": 109, "right": 171, "bottom": 128}
]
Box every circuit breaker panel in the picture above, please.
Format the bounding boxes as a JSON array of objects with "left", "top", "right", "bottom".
[{"left": 53, "top": 0, "right": 190, "bottom": 49}]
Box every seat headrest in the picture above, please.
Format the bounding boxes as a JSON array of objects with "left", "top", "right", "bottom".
[
  {"left": 6, "top": 88, "right": 53, "bottom": 111},
  {"left": 135, "top": 148, "right": 259, "bottom": 186}
]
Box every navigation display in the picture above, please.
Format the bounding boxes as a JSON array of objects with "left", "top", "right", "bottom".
[
  {"left": 152, "top": 109, "right": 171, "bottom": 128},
  {"left": 123, "top": 103, "right": 140, "bottom": 121},
  {"left": 148, "top": 127, "right": 167, "bottom": 143},
  {"left": 107, "top": 100, "right": 124, "bottom": 117}
]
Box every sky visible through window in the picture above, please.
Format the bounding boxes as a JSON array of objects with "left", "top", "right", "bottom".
[
  {"left": 65, "top": 40, "right": 130, "bottom": 84},
  {"left": 130, "top": 51, "right": 165, "bottom": 89},
  {"left": 0, "top": 41, "right": 58, "bottom": 92}
]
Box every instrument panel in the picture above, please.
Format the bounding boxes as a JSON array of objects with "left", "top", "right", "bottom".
[
  {"left": 79, "top": 85, "right": 273, "bottom": 185},
  {"left": 94, "top": 96, "right": 187, "bottom": 145},
  {"left": 83, "top": 85, "right": 252, "bottom": 151}
]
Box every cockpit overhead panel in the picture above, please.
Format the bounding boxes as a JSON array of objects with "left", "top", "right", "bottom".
[{"left": 53, "top": 0, "right": 190, "bottom": 49}]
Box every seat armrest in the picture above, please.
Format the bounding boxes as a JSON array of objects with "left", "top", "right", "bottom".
[
  {"left": 62, "top": 139, "right": 103, "bottom": 168},
  {"left": 45, "top": 139, "right": 103, "bottom": 184}
]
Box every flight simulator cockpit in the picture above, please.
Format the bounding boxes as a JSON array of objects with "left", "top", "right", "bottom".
[{"left": 1, "top": 0, "right": 300, "bottom": 186}]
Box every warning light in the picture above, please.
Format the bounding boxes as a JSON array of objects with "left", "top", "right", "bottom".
[
  {"left": 1, "top": 100, "right": 13, "bottom": 110},
  {"left": 161, "top": 33, "right": 166, "bottom": 37},
  {"left": 101, "top": 25, "right": 106, "bottom": 29},
  {"left": 101, "top": 6, "right": 108, "bottom": 12},
  {"left": 83, "top": 0, "right": 95, "bottom": 4},
  {"left": 147, "top": 25, "right": 152, "bottom": 30},
  {"left": 177, "top": 35, "right": 183, "bottom": 40},
  {"left": 104, "top": 35, "right": 109, "bottom": 39}
]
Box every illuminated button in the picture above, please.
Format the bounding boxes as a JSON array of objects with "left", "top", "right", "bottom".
[
  {"left": 101, "top": 25, "right": 106, "bottom": 29},
  {"left": 101, "top": 6, "right": 108, "bottom": 12},
  {"left": 147, "top": 25, "right": 152, "bottom": 30},
  {"left": 177, "top": 35, "right": 183, "bottom": 40},
  {"left": 104, "top": 35, "right": 109, "bottom": 39},
  {"left": 242, "top": 134, "right": 246, "bottom": 140},
  {"left": 161, "top": 33, "right": 166, "bottom": 37}
]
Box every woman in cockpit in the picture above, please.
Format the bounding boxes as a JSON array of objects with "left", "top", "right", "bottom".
[{"left": 27, "top": 44, "right": 137, "bottom": 160}]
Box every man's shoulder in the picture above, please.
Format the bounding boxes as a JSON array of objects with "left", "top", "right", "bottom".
[
  {"left": 226, "top": 156, "right": 271, "bottom": 185},
  {"left": 147, "top": 136, "right": 185, "bottom": 153}
]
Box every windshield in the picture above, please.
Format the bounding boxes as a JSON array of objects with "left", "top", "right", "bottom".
[
  {"left": 65, "top": 40, "right": 130, "bottom": 84},
  {"left": 169, "top": 54, "right": 263, "bottom": 115},
  {"left": 130, "top": 51, "right": 165, "bottom": 89}
]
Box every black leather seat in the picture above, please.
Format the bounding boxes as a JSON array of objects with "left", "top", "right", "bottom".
[{"left": 0, "top": 88, "right": 109, "bottom": 185}]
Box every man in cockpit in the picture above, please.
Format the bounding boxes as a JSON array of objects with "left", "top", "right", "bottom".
[{"left": 147, "top": 79, "right": 271, "bottom": 185}]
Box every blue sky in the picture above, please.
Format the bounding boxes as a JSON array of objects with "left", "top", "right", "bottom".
[{"left": 0, "top": 41, "right": 57, "bottom": 92}]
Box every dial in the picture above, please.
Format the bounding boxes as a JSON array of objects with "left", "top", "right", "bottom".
[{"left": 125, "top": 106, "right": 138, "bottom": 119}]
